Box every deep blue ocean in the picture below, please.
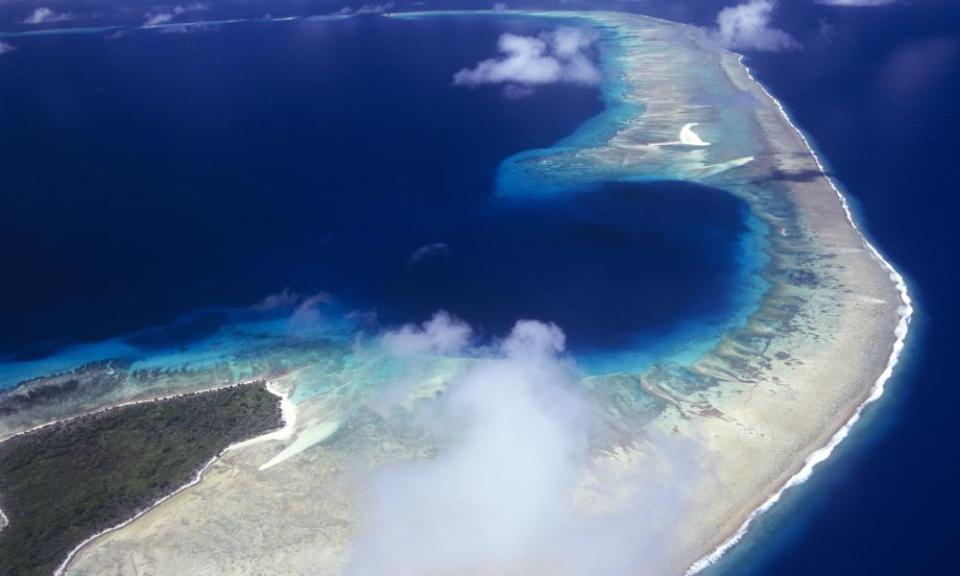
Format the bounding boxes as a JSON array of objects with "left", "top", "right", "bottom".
[{"left": 1, "top": 0, "right": 958, "bottom": 574}]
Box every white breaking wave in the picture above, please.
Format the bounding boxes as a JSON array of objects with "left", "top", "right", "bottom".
[{"left": 685, "top": 55, "right": 914, "bottom": 575}]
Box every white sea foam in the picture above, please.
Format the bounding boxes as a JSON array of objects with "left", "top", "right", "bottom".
[{"left": 684, "top": 55, "right": 914, "bottom": 575}]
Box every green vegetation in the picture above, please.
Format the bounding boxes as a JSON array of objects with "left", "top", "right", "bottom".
[{"left": 0, "top": 382, "right": 282, "bottom": 576}]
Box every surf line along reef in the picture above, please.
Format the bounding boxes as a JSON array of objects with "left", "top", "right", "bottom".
[{"left": 0, "top": 9, "right": 911, "bottom": 576}]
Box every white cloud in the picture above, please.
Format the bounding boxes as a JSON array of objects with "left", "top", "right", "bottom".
[
  {"left": 406, "top": 242, "right": 451, "bottom": 267},
  {"left": 492, "top": 2, "right": 509, "bottom": 11},
  {"left": 337, "top": 3, "right": 394, "bottom": 16},
  {"left": 380, "top": 311, "right": 473, "bottom": 356},
  {"left": 348, "top": 320, "right": 588, "bottom": 576},
  {"left": 347, "top": 316, "right": 705, "bottom": 576},
  {"left": 453, "top": 27, "right": 602, "bottom": 90},
  {"left": 252, "top": 288, "right": 302, "bottom": 311},
  {"left": 0, "top": 41, "right": 16, "bottom": 55},
  {"left": 290, "top": 292, "right": 332, "bottom": 325},
  {"left": 551, "top": 26, "right": 595, "bottom": 58},
  {"left": 817, "top": 0, "right": 895, "bottom": 5},
  {"left": 355, "top": 3, "right": 393, "bottom": 15},
  {"left": 143, "top": 3, "right": 210, "bottom": 27},
  {"left": 143, "top": 12, "right": 174, "bottom": 27},
  {"left": 159, "top": 23, "right": 221, "bottom": 34},
  {"left": 22, "top": 7, "right": 72, "bottom": 25},
  {"left": 174, "top": 2, "right": 211, "bottom": 14},
  {"left": 714, "top": 0, "right": 800, "bottom": 52}
]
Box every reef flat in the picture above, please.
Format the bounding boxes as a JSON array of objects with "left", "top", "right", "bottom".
[
  {"left": 0, "top": 10, "right": 910, "bottom": 576},
  {"left": 0, "top": 382, "right": 282, "bottom": 576}
]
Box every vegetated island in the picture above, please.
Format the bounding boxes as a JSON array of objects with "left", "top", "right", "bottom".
[{"left": 0, "top": 381, "right": 282, "bottom": 576}]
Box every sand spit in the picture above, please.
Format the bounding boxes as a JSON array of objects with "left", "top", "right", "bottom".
[{"left": 2, "top": 11, "right": 911, "bottom": 576}]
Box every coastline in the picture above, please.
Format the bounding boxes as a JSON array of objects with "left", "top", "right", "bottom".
[
  {"left": 683, "top": 57, "right": 914, "bottom": 575},
  {"left": 54, "top": 380, "right": 292, "bottom": 576},
  {"left": 0, "top": 380, "right": 295, "bottom": 576},
  {"left": 54, "top": 381, "right": 294, "bottom": 576},
  {"left": 0, "top": 11, "right": 912, "bottom": 576},
  {"left": 0, "top": 378, "right": 286, "bottom": 445}
]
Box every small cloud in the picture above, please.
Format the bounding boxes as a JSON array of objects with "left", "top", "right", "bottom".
[
  {"left": 453, "top": 27, "right": 602, "bottom": 91},
  {"left": 291, "top": 292, "right": 333, "bottom": 325},
  {"left": 817, "top": 0, "right": 895, "bottom": 5},
  {"left": 406, "top": 242, "right": 451, "bottom": 267},
  {"left": 22, "top": 7, "right": 72, "bottom": 25},
  {"left": 493, "top": 2, "right": 509, "bottom": 10},
  {"left": 143, "top": 3, "right": 210, "bottom": 27},
  {"left": 174, "top": 2, "right": 211, "bottom": 14},
  {"left": 356, "top": 3, "right": 393, "bottom": 15},
  {"left": 714, "top": 0, "right": 800, "bottom": 52},
  {"left": 501, "top": 319, "right": 566, "bottom": 358},
  {"left": 252, "top": 288, "right": 302, "bottom": 311},
  {"left": 380, "top": 311, "right": 473, "bottom": 356},
  {"left": 337, "top": 3, "right": 394, "bottom": 16},
  {"left": 0, "top": 41, "right": 16, "bottom": 55},
  {"left": 159, "top": 23, "right": 221, "bottom": 34},
  {"left": 143, "top": 12, "right": 174, "bottom": 27}
]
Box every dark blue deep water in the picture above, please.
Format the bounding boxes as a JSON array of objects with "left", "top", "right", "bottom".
[
  {"left": 1, "top": 1, "right": 958, "bottom": 574},
  {"left": 0, "top": 14, "right": 752, "bottom": 360}
]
